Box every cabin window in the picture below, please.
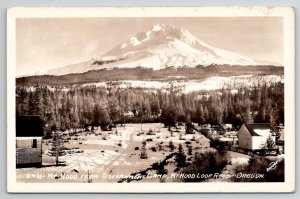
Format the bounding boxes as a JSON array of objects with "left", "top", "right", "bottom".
[{"left": 32, "top": 139, "right": 37, "bottom": 148}]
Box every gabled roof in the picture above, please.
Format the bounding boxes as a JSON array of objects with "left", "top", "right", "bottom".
[
  {"left": 16, "top": 115, "right": 44, "bottom": 137},
  {"left": 243, "top": 123, "right": 272, "bottom": 136}
]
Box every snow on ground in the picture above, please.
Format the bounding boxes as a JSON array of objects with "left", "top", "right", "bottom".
[
  {"left": 16, "top": 123, "right": 211, "bottom": 183},
  {"left": 99, "top": 56, "right": 117, "bottom": 61},
  {"left": 130, "top": 37, "right": 141, "bottom": 46},
  {"left": 16, "top": 122, "right": 283, "bottom": 183},
  {"left": 152, "top": 24, "right": 163, "bottom": 31},
  {"left": 183, "top": 77, "right": 230, "bottom": 92},
  {"left": 81, "top": 82, "right": 106, "bottom": 88},
  {"left": 228, "top": 151, "right": 250, "bottom": 165},
  {"left": 121, "top": 80, "right": 170, "bottom": 89},
  {"left": 74, "top": 74, "right": 283, "bottom": 93},
  {"left": 25, "top": 74, "right": 283, "bottom": 95},
  {"left": 93, "top": 74, "right": 282, "bottom": 93}
]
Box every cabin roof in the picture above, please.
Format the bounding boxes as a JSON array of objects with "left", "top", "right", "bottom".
[
  {"left": 16, "top": 115, "right": 44, "bottom": 137},
  {"left": 243, "top": 123, "right": 272, "bottom": 136}
]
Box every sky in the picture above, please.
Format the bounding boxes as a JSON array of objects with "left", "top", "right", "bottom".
[{"left": 16, "top": 17, "right": 283, "bottom": 76}]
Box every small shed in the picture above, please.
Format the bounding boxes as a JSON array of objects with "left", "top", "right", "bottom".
[
  {"left": 237, "top": 123, "right": 275, "bottom": 150},
  {"left": 16, "top": 115, "right": 44, "bottom": 167}
]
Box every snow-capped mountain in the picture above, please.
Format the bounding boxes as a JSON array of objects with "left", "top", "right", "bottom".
[{"left": 47, "top": 24, "right": 258, "bottom": 76}]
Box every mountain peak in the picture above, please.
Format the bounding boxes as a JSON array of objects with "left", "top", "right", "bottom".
[
  {"left": 107, "top": 24, "right": 198, "bottom": 54},
  {"left": 151, "top": 24, "right": 164, "bottom": 31},
  {"left": 46, "top": 24, "right": 259, "bottom": 76},
  {"left": 151, "top": 24, "right": 181, "bottom": 32},
  {"left": 149, "top": 24, "right": 195, "bottom": 43}
]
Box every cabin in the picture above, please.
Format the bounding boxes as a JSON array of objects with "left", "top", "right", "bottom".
[
  {"left": 16, "top": 115, "right": 44, "bottom": 167},
  {"left": 237, "top": 123, "right": 276, "bottom": 151}
]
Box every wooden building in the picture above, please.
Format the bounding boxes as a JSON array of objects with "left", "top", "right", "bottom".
[
  {"left": 16, "top": 115, "right": 44, "bottom": 167},
  {"left": 237, "top": 123, "right": 275, "bottom": 151}
]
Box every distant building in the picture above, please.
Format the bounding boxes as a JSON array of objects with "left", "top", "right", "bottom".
[
  {"left": 124, "top": 111, "right": 134, "bottom": 117},
  {"left": 16, "top": 115, "right": 44, "bottom": 167},
  {"left": 237, "top": 123, "right": 275, "bottom": 150},
  {"left": 223, "top": 124, "right": 233, "bottom": 131}
]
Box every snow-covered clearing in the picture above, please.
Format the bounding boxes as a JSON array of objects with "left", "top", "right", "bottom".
[
  {"left": 63, "top": 74, "right": 283, "bottom": 93},
  {"left": 16, "top": 123, "right": 211, "bottom": 183}
]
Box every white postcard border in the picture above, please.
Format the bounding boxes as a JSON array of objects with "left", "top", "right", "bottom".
[{"left": 7, "top": 6, "right": 295, "bottom": 193}]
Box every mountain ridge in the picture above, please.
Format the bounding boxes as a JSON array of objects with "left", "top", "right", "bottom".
[{"left": 39, "top": 24, "right": 281, "bottom": 76}]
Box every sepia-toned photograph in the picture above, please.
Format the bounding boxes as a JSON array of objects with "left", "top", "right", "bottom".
[{"left": 7, "top": 7, "right": 295, "bottom": 193}]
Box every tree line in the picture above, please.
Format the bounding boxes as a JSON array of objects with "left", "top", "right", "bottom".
[
  {"left": 16, "top": 66, "right": 283, "bottom": 86},
  {"left": 16, "top": 81, "right": 284, "bottom": 136}
]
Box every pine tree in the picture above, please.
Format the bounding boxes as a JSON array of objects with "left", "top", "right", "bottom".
[
  {"left": 109, "top": 100, "right": 120, "bottom": 125},
  {"left": 150, "top": 99, "right": 160, "bottom": 116},
  {"left": 92, "top": 103, "right": 101, "bottom": 127},
  {"left": 260, "top": 135, "right": 276, "bottom": 150},
  {"left": 242, "top": 103, "right": 252, "bottom": 123},
  {"left": 161, "top": 105, "right": 177, "bottom": 130},
  {"left": 99, "top": 106, "right": 111, "bottom": 130},
  {"left": 216, "top": 106, "right": 224, "bottom": 127},
  {"left": 42, "top": 88, "right": 55, "bottom": 132},
  {"left": 188, "top": 145, "right": 193, "bottom": 156},
  {"left": 185, "top": 121, "right": 194, "bottom": 134},
  {"left": 203, "top": 106, "right": 209, "bottom": 124},
  {"left": 48, "top": 130, "right": 65, "bottom": 166},
  {"left": 16, "top": 88, "right": 29, "bottom": 115},
  {"left": 140, "top": 141, "right": 148, "bottom": 159},
  {"left": 197, "top": 105, "right": 205, "bottom": 125},
  {"left": 71, "top": 105, "right": 80, "bottom": 131},
  {"left": 169, "top": 140, "right": 175, "bottom": 151},
  {"left": 175, "top": 144, "right": 186, "bottom": 167},
  {"left": 28, "top": 87, "right": 43, "bottom": 115}
]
